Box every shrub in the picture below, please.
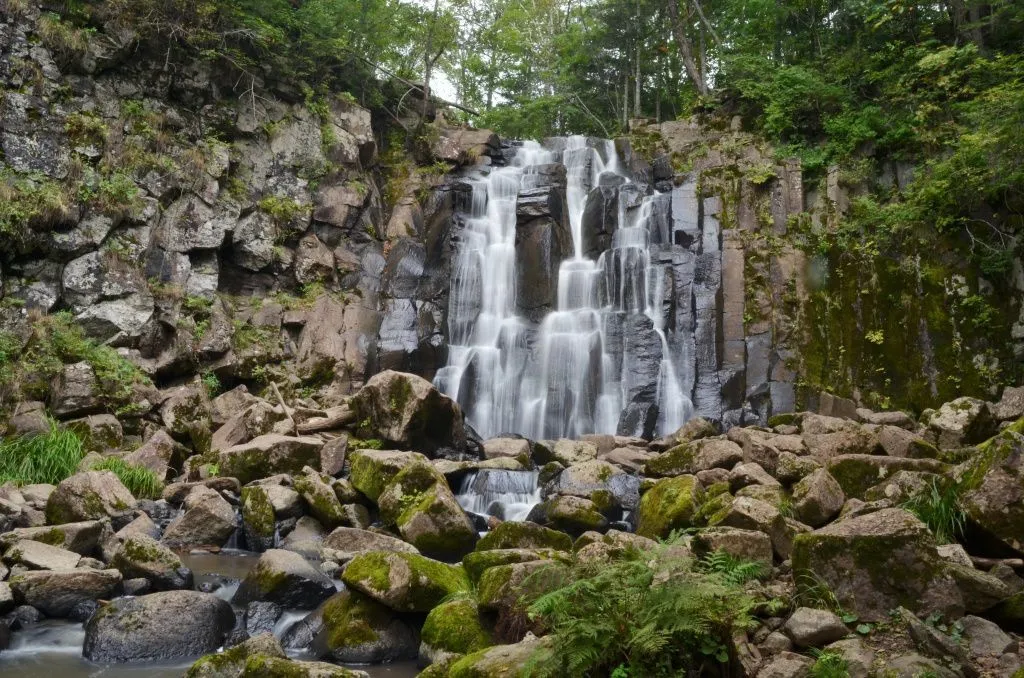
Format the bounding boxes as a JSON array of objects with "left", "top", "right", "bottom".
[
  {"left": 524, "top": 543, "right": 756, "bottom": 676},
  {"left": 810, "top": 649, "right": 850, "bottom": 678},
  {"left": 901, "top": 478, "right": 966, "bottom": 544},
  {"left": 0, "top": 423, "right": 84, "bottom": 486},
  {"left": 89, "top": 457, "right": 163, "bottom": 499}
]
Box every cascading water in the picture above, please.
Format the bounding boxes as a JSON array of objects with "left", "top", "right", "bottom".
[
  {"left": 455, "top": 469, "right": 542, "bottom": 522},
  {"left": 437, "top": 136, "right": 695, "bottom": 440}
]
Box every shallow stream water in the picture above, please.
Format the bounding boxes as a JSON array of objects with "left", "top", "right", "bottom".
[{"left": 0, "top": 550, "right": 419, "bottom": 678}]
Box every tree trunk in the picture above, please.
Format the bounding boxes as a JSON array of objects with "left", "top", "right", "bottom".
[{"left": 666, "top": 0, "right": 709, "bottom": 96}]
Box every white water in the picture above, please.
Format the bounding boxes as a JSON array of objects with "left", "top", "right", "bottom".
[
  {"left": 455, "top": 469, "right": 542, "bottom": 522},
  {"left": 438, "top": 136, "right": 694, "bottom": 439}
]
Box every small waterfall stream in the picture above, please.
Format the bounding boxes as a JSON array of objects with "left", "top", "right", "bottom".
[
  {"left": 437, "top": 136, "right": 696, "bottom": 440},
  {"left": 455, "top": 469, "right": 542, "bottom": 522}
]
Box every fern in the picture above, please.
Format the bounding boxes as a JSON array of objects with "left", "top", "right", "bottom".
[
  {"left": 524, "top": 544, "right": 755, "bottom": 676},
  {"left": 810, "top": 649, "right": 850, "bottom": 678},
  {"left": 698, "top": 550, "right": 768, "bottom": 585}
]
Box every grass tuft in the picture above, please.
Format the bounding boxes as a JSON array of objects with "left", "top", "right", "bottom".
[
  {"left": 88, "top": 457, "right": 163, "bottom": 499},
  {"left": 0, "top": 422, "right": 84, "bottom": 486}
]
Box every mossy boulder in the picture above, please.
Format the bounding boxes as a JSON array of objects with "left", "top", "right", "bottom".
[
  {"left": 377, "top": 461, "right": 477, "bottom": 559},
  {"left": 708, "top": 495, "right": 794, "bottom": 559},
  {"left": 448, "top": 635, "right": 554, "bottom": 678},
  {"left": 45, "top": 471, "right": 136, "bottom": 524},
  {"left": 925, "top": 397, "right": 997, "bottom": 450},
  {"left": 322, "top": 527, "right": 419, "bottom": 561},
  {"left": 232, "top": 549, "right": 336, "bottom": 609},
  {"left": 791, "top": 508, "right": 963, "bottom": 622},
  {"left": 294, "top": 589, "right": 418, "bottom": 663},
  {"left": 791, "top": 468, "right": 845, "bottom": 528},
  {"left": 294, "top": 469, "right": 348, "bottom": 529},
  {"left": 475, "top": 521, "right": 572, "bottom": 552},
  {"left": 341, "top": 550, "right": 469, "bottom": 612},
  {"left": 0, "top": 521, "right": 107, "bottom": 555},
  {"left": 9, "top": 567, "right": 121, "bottom": 616},
  {"left": 219, "top": 435, "right": 323, "bottom": 485},
  {"left": 527, "top": 495, "right": 608, "bottom": 536},
  {"left": 692, "top": 527, "right": 773, "bottom": 566},
  {"left": 110, "top": 534, "right": 192, "bottom": 591},
  {"left": 186, "top": 633, "right": 287, "bottom": 678},
  {"left": 349, "top": 370, "right": 466, "bottom": 454},
  {"left": 476, "top": 560, "right": 567, "bottom": 612},
  {"left": 958, "top": 421, "right": 1024, "bottom": 554},
  {"left": 419, "top": 597, "right": 495, "bottom": 666},
  {"left": 462, "top": 548, "right": 562, "bottom": 584},
  {"left": 635, "top": 475, "right": 704, "bottom": 539},
  {"left": 825, "top": 454, "right": 948, "bottom": 499},
  {"left": 645, "top": 438, "right": 743, "bottom": 477},
  {"left": 241, "top": 485, "right": 277, "bottom": 552},
  {"left": 348, "top": 450, "right": 428, "bottom": 502}
]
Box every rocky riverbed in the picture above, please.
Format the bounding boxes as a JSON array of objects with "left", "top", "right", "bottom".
[{"left": 0, "top": 369, "right": 1022, "bottom": 676}]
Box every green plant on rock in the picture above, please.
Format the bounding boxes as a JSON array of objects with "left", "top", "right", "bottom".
[
  {"left": 89, "top": 457, "right": 163, "bottom": 499},
  {"left": 0, "top": 421, "right": 84, "bottom": 486},
  {"left": 201, "top": 371, "right": 221, "bottom": 398},
  {"left": 809, "top": 649, "right": 850, "bottom": 678},
  {"left": 697, "top": 550, "right": 768, "bottom": 585},
  {"left": 524, "top": 542, "right": 755, "bottom": 676},
  {"left": 901, "top": 478, "right": 966, "bottom": 544}
]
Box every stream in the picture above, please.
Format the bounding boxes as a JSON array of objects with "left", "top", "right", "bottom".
[{"left": 0, "top": 550, "right": 419, "bottom": 678}]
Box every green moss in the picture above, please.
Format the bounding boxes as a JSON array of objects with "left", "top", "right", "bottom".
[
  {"left": 767, "top": 413, "right": 800, "bottom": 428},
  {"left": 117, "top": 535, "right": 179, "bottom": 568},
  {"left": 320, "top": 590, "right": 387, "bottom": 650},
  {"left": 462, "top": 549, "right": 554, "bottom": 584},
  {"left": 241, "top": 486, "right": 276, "bottom": 540},
  {"left": 294, "top": 474, "right": 345, "bottom": 527},
  {"left": 636, "top": 475, "right": 705, "bottom": 539},
  {"left": 476, "top": 521, "right": 572, "bottom": 552},
  {"left": 421, "top": 598, "right": 494, "bottom": 656},
  {"left": 645, "top": 443, "right": 697, "bottom": 476},
  {"left": 341, "top": 551, "right": 470, "bottom": 612}
]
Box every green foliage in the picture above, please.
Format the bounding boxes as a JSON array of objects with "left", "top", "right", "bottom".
[
  {"left": 901, "top": 478, "right": 966, "bottom": 544},
  {"left": 810, "top": 650, "right": 850, "bottom": 678},
  {"left": 524, "top": 545, "right": 755, "bottom": 676},
  {"left": 0, "top": 312, "right": 149, "bottom": 410},
  {"left": 697, "top": 551, "right": 768, "bottom": 585},
  {"left": 0, "top": 422, "right": 84, "bottom": 486},
  {"left": 201, "top": 371, "right": 221, "bottom": 398},
  {"left": 89, "top": 457, "right": 163, "bottom": 499},
  {"left": 0, "top": 171, "right": 72, "bottom": 247},
  {"left": 258, "top": 195, "right": 307, "bottom": 224}
]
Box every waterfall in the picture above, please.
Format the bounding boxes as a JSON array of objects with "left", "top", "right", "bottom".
[
  {"left": 455, "top": 469, "right": 541, "bottom": 522},
  {"left": 437, "top": 136, "right": 694, "bottom": 440}
]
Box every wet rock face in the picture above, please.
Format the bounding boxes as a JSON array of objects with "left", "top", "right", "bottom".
[{"left": 83, "top": 590, "right": 236, "bottom": 662}]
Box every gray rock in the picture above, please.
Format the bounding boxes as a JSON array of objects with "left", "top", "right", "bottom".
[
  {"left": 322, "top": 527, "right": 418, "bottom": 562},
  {"left": 482, "top": 438, "right": 531, "bottom": 460},
  {"left": 926, "top": 397, "right": 996, "bottom": 450},
  {"left": 782, "top": 607, "right": 849, "bottom": 648},
  {"left": 961, "top": 614, "right": 1015, "bottom": 657},
  {"left": 161, "top": 486, "right": 236, "bottom": 549},
  {"left": 83, "top": 591, "right": 236, "bottom": 662},
  {"left": 756, "top": 651, "right": 813, "bottom": 678},
  {"left": 692, "top": 527, "right": 773, "bottom": 565},
  {"left": 219, "top": 434, "right": 324, "bottom": 485},
  {"left": 232, "top": 549, "right": 336, "bottom": 609},
  {"left": 3, "top": 540, "right": 81, "bottom": 570},
  {"left": 46, "top": 471, "right": 135, "bottom": 524},
  {"left": 792, "top": 469, "right": 844, "bottom": 527},
  {"left": 9, "top": 568, "right": 121, "bottom": 616},
  {"left": 349, "top": 370, "right": 466, "bottom": 454},
  {"left": 50, "top": 362, "right": 100, "bottom": 418},
  {"left": 110, "top": 534, "right": 192, "bottom": 591}
]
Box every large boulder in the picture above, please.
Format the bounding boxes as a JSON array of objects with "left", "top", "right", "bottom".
[
  {"left": 958, "top": 422, "right": 1024, "bottom": 554},
  {"left": 3, "top": 539, "right": 81, "bottom": 570},
  {"left": 9, "top": 567, "right": 121, "bottom": 616},
  {"left": 219, "top": 435, "right": 324, "bottom": 485},
  {"left": 645, "top": 438, "right": 743, "bottom": 477},
  {"left": 294, "top": 469, "right": 349, "bottom": 529},
  {"left": 240, "top": 485, "right": 278, "bottom": 552},
  {"left": 322, "top": 527, "right": 419, "bottom": 561},
  {"left": 350, "top": 370, "right": 465, "bottom": 454},
  {"left": 791, "top": 508, "right": 962, "bottom": 622},
  {"left": 284, "top": 589, "right": 418, "bottom": 663},
  {"left": 187, "top": 633, "right": 371, "bottom": 678},
  {"left": 84, "top": 591, "right": 236, "bottom": 662},
  {"left": 791, "top": 469, "right": 845, "bottom": 528},
  {"left": 419, "top": 596, "right": 494, "bottom": 667},
  {"left": 232, "top": 549, "right": 336, "bottom": 609},
  {"left": 46, "top": 471, "right": 136, "bottom": 524},
  {"left": 782, "top": 607, "right": 849, "bottom": 648},
  {"left": 447, "top": 635, "right": 553, "bottom": 678},
  {"left": 123, "top": 430, "right": 189, "bottom": 480},
  {"left": 0, "top": 520, "right": 107, "bottom": 555},
  {"left": 926, "top": 397, "right": 997, "bottom": 450},
  {"left": 348, "top": 450, "right": 428, "bottom": 502},
  {"left": 376, "top": 461, "right": 477, "bottom": 558},
  {"left": 826, "top": 455, "right": 947, "bottom": 499},
  {"left": 475, "top": 521, "right": 573, "bottom": 552},
  {"left": 635, "top": 475, "right": 704, "bottom": 539},
  {"left": 341, "top": 551, "right": 470, "bottom": 612},
  {"left": 110, "top": 534, "right": 192, "bottom": 591},
  {"left": 211, "top": 402, "right": 286, "bottom": 452},
  {"left": 691, "top": 527, "right": 773, "bottom": 566},
  {"left": 161, "top": 486, "right": 237, "bottom": 549}
]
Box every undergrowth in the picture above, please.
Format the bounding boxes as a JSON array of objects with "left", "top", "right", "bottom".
[
  {"left": 0, "top": 421, "right": 83, "bottom": 486},
  {"left": 901, "top": 478, "right": 966, "bottom": 544},
  {"left": 89, "top": 456, "right": 163, "bottom": 499},
  {"left": 523, "top": 542, "right": 758, "bottom": 676}
]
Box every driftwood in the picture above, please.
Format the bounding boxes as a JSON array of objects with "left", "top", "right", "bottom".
[{"left": 296, "top": 405, "right": 356, "bottom": 434}]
